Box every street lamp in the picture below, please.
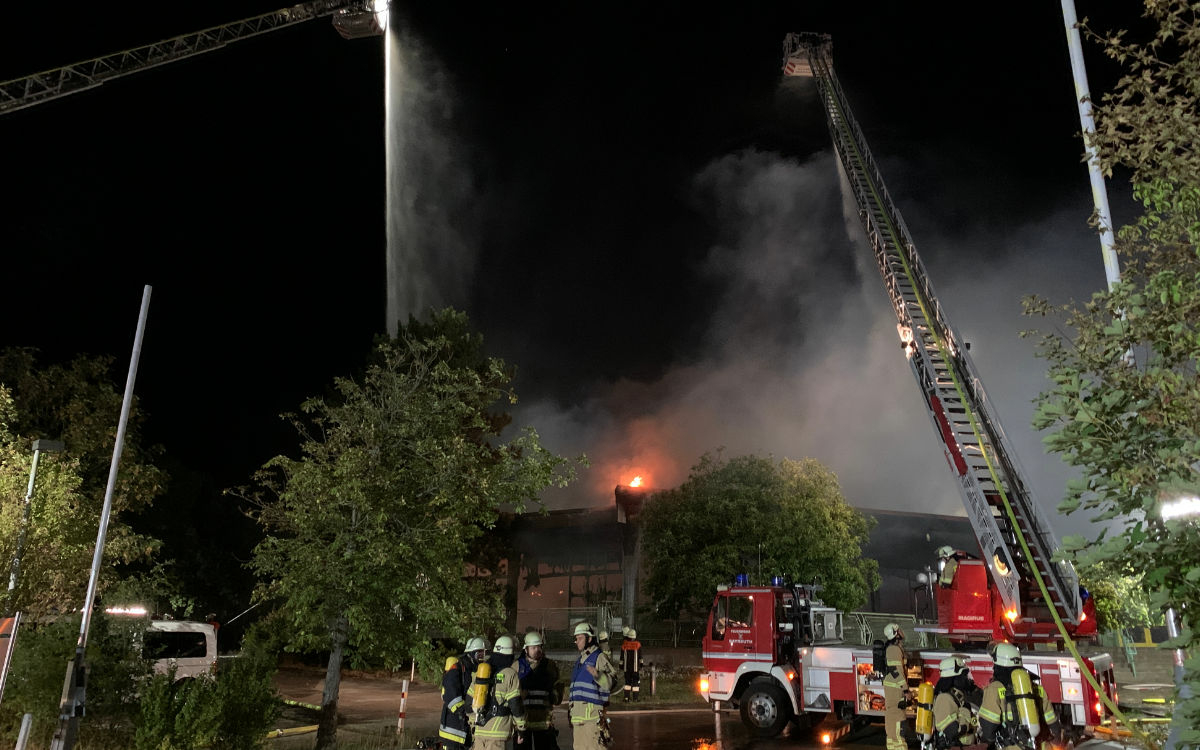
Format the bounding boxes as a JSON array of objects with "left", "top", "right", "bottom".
[{"left": 7, "top": 438, "right": 65, "bottom": 596}]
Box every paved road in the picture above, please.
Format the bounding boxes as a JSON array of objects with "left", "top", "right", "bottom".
[{"left": 270, "top": 668, "right": 888, "bottom": 749}]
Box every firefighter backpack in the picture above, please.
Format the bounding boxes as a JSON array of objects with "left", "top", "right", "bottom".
[{"left": 871, "top": 639, "right": 888, "bottom": 676}]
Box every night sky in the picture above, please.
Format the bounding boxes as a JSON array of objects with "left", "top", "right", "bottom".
[{"left": 1, "top": 3, "right": 1146, "bottom": 546}]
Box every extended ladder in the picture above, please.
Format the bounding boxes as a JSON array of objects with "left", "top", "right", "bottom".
[{"left": 782, "top": 33, "right": 1084, "bottom": 632}]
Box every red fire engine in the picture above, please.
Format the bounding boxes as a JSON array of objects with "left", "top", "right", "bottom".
[
  {"left": 699, "top": 580, "right": 1115, "bottom": 738},
  {"left": 694, "top": 33, "right": 1118, "bottom": 740}
]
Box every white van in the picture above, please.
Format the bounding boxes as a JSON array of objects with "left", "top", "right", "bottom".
[{"left": 143, "top": 620, "right": 217, "bottom": 679}]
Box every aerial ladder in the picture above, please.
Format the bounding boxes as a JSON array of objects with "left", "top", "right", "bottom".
[
  {"left": 782, "top": 33, "right": 1095, "bottom": 645},
  {"left": 0, "top": 0, "right": 387, "bottom": 116}
]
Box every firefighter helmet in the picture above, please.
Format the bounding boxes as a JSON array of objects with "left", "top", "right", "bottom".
[
  {"left": 523, "top": 631, "right": 543, "bottom": 648},
  {"left": 573, "top": 622, "right": 595, "bottom": 638},
  {"left": 994, "top": 643, "right": 1022, "bottom": 667},
  {"left": 936, "top": 545, "right": 955, "bottom": 559},
  {"left": 493, "top": 635, "right": 516, "bottom": 655},
  {"left": 628, "top": 628, "right": 637, "bottom": 639},
  {"left": 465, "top": 636, "right": 487, "bottom": 654},
  {"left": 938, "top": 656, "right": 968, "bottom": 677},
  {"left": 884, "top": 623, "right": 903, "bottom": 641}
]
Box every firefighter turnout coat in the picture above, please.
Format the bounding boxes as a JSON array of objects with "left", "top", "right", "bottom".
[
  {"left": 517, "top": 653, "right": 562, "bottom": 731},
  {"left": 569, "top": 644, "right": 614, "bottom": 749},
  {"left": 932, "top": 688, "right": 975, "bottom": 748},
  {"left": 978, "top": 675, "right": 1061, "bottom": 750},
  {"left": 472, "top": 661, "right": 525, "bottom": 749},
  {"left": 439, "top": 657, "right": 472, "bottom": 749}
]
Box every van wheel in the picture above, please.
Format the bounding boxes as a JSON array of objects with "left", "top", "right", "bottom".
[{"left": 739, "top": 681, "right": 791, "bottom": 737}]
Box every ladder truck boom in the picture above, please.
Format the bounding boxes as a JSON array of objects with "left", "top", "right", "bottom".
[
  {"left": 782, "top": 33, "right": 1091, "bottom": 644},
  {"left": 0, "top": 0, "right": 383, "bottom": 116}
]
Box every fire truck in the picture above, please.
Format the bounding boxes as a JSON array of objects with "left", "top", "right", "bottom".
[
  {"left": 695, "top": 33, "right": 1117, "bottom": 739},
  {"left": 698, "top": 580, "right": 1115, "bottom": 738}
]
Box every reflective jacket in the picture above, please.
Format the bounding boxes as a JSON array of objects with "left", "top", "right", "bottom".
[
  {"left": 978, "top": 677, "right": 1059, "bottom": 749},
  {"left": 883, "top": 642, "right": 907, "bottom": 692},
  {"left": 517, "top": 655, "right": 561, "bottom": 731},
  {"left": 620, "top": 639, "right": 641, "bottom": 675},
  {"left": 568, "top": 645, "right": 613, "bottom": 725},
  {"left": 472, "top": 663, "right": 525, "bottom": 741},
  {"left": 439, "top": 658, "right": 471, "bottom": 747},
  {"left": 933, "top": 689, "right": 975, "bottom": 747}
]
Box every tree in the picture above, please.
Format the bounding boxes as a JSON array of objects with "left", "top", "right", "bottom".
[
  {"left": 0, "top": 349, "right": 167, "bottom": 616},
  {"left": 641, "top": 453, "right": 878, "bottom": 618},
  {"left": 246, "top": 308, "right": 574, "bottom": 750},
  {"left": 1023, "top": 1, "right": 1200, "bottom": 739},
  {"left": 1078, "top": 562, "right": 1157, "bottom": 635}
]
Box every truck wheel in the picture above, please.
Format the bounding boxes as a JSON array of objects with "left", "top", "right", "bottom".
[{"left": 739, "top": 681, "right": 791, "bottom": 737}]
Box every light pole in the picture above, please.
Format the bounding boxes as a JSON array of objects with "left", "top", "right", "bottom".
[{"left": 8, "top": 438, "right": 65, "bottom": 597}]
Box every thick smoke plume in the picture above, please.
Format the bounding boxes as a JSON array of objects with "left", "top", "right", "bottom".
[{"left": 518, "top": 147, "right": 1106, "bottom": 540}]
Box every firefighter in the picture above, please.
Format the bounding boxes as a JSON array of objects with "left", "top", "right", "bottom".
[
  {"left": 471, "top": 635, "right": 526, "bottom": 750},
  {"left": 882, "top": 622, "right": 908, "bottom": 750},
  {"left": 978, "top": 644, "right": 1062, "bottom": 750},
  {"left": 440, "top": 636, "right": 487, "bottom": 749},
  {"left": 932, "top": 655, "right": 979, "bottom": 749},
  {"left": 620, "top": 628, "right": 642, "bottom": 702},
  {"left": 569, "top": 622, "right": 615, "bottom": 749},
  {"left": 518, "top": 631, "right": 562, "bottom": 750},
  {"left": 937, "top": 546, "right": 958, "bottom": 587}
]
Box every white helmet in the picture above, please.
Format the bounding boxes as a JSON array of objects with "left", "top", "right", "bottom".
[
  {"left": 937, "top": 545, "right": 955, "bottom": 559},
  {"left": 627, "top": 628, "right": 637, "bottom": 640},
  {"left": 883, "top": 623, "right": 903, "bottom": 641},
  {"left": 938, "top": 656, "right": 968, "bottom": 677},
  {"left": 598, "top": 630, "right": 609, "bottom": 642},
  {"left": 621, "top": 626, "right": 631, "bottom": 637},
  {"left": 493, "top": 635, "right": 516, "bottom": 655},
  {"left": 573, "top": 622, "right": 595, "bottom": 638},
  {"left": 994, "top": 643, "right": 1022, "bottom": 667},
  {"left": 465, "top": 636, "right": 487, "bottom": 654},
  {"left": 523, "top": 631, "right": 544, "bottom": 648}
]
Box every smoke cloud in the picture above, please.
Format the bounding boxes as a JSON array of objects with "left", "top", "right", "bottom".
[{"left": 517, "top": 146, "right": 1107, "bottom": 541}]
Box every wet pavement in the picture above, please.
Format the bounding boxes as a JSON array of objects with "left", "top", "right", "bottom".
[{"left": 270, "top": 667, "right": 890, "bottom": 749}]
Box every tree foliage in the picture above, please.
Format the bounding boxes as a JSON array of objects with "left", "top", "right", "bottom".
[
  {"left": 0, "top": 349, "right": 167, "bottom": 616},
  {"left": 246, "top": 309, "right": 574, "bottom": 748},
  {"left": 1023, "top": 2, "right": 1200, "bottom": 738},
  {"left": 1079, "top": 561, "right": 1157, "bottom": 634},
  {"left": 641, "top": 453, "right": 878, "bottom": 617}
]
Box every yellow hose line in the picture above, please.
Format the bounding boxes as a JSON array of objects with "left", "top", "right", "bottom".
[
  {"left": 267, "top": 724, "right": 319, "bottom": 738},
  {"left": 814, "top": 53, "right": 1155, "bottom": 750}
]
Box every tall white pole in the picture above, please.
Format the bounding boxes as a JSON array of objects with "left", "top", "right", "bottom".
[
  {"left": 1061, "top": 0, "right": 1121, "bottom": 290},
  {"left": 50, "top": 285, "right": 152, "bottom": 750},
  {"left": 1062, "top": 9, "right": 1193, "bottom": 749},
  {"left": 384, "top": 4, "right": 399, "bottom": 337}
]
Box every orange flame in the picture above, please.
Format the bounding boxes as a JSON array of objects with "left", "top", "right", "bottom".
[{"left": 629, "top": 476, "right": 643, "bottom": 488}]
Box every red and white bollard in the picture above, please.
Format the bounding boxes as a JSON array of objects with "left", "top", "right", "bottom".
[{"left": 396, "top": 678, "right": 409, "bottom": 734}]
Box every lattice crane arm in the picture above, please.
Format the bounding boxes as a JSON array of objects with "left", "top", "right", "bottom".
[{"left": 0, "top": 0, "right": 384, "bottom": 116}]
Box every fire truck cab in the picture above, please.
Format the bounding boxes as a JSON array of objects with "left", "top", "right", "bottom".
[{"left": 699, "top": 579, "right": 1116, "bottom": 739}]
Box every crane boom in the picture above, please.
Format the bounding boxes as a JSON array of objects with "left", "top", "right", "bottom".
[
  {"left": 783, "top": 33, "right": 1086, "bottom": 641},
  {"left": 0, "top": 1, "right": 367, "bottom": 116}
]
